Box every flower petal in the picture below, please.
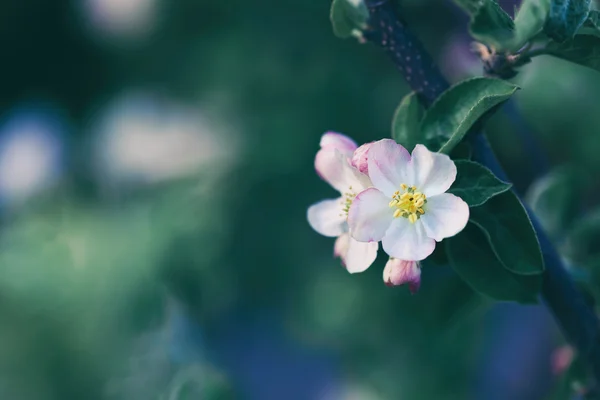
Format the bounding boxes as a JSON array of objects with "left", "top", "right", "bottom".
[
  {"left": 343, "top": 237, "right": 379, "bottom": 274},
  {"left": 314, "top": 148, "right": 351, "bottom": 192},
  {"left": 315, "top": 148, "right": 371, "bottom": 193},
  {"left": 420, "top": 193, "right": 469, "bottom": 241},
  {"left": 351, "top": 141, "right": 373, "bottom": 175},
  {"left": 383, "top": 258, "right": 421, "bottom": 293},
  {"left": 345, "top": 162, "right": 373, "bottom": 193},
  {"left": 348, "top": 188, "right": 392, "bottom": 242},
  {"left": 366, "top": 139, "right": 411, "bottom": 197},
  {"left": 382, "top": 218, "right": 436, "bottom": 261},
  {"left": 406, "top": 144, "right": 457, "bottom": 196},
  {"left": 334, "top": 233, "right": 350, "bottom": 258},
  {"left": 320, "top": 131, "right": 357, "bottom": 155},
  {"left": 307, "top": 198, "right": 346, "bottom": 237}
]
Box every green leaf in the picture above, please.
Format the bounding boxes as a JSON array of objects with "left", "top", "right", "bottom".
[
  {"left": 391, "top": 92, "right": 424, "bottom": 152},
  {"left": 448, "top": 160, "right": 511, "bottom": 207},
  {"left": 508, "top": 0, "right": 552, "bottom": 51},
  {"left": 525, "top": 166, "right": 585, "bottom": 238},
  {"left": 546, "top": 33, "right": 600, "bottom": 72},
  {"left": 447, "top": 224, "right": 542, "bottom": 303},
  {"left": 419, "top": 77, "right": 519, "bottom": 154},
  {"left": 330, "top": 0, "right": 368, "bottom": 38},
  {"left": 470, "top": 191, "right": 545, "bottom": 275},
  {"left": 544, "top": 0, "right": 591, "bottom": 42},
  {"left": 470, "top": 0, "right": 516, "bottom": 50}
]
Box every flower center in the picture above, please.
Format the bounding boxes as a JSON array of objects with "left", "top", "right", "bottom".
[
  {"left": 389, "top": 184, "right": 426, "bottom": 223},
  {"left": 340, "top": 186, "right": 356, "bottom": 217}
]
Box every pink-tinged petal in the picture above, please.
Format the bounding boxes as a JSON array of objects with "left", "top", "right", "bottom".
[
  {"left": 383, "top": 258, "right": 421, "bottom": 293},
  {"left": 315, "top": 148, "right": 371, "bottom": 193},
  {"left": 551, "top": 346, "right": 574, "bottom": 376},
  {"left": 382, "top": 218, "right": 436, "bottom": 261},
  {"left": 307, "top": 198, "right": 347, "bottom": 237},
  {"left": 348, "top": 188, "right": 392, "bottom": 242},
  {"left": 420, "top": 193, "right": 469, "bottom": 241},
  {"left": 345, "top": 162, "right": 373, "bottom": 192},
  {"left": 314, "top": 148, "right": 351, "bottom": 192},
  {"left": 320, "top": 131, "right": 357, "bottom": 155},
  {"left": 366, "top": 139, "right": 411, "bottom": 197},
  {"left": 351, "top": 142, "right": 373, "bottom": 174},
  {"left": 334, "top": 233, "right": 350, "bottom": 258},
  {"left": 343, "top": 237, "right": 379, "bottom": 273},
  {"left": 406, "top": 144, "right": 456, "bottom": 196}
]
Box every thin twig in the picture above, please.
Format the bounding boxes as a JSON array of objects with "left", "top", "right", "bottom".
[
  {"left": 519, "top": 47, "right": 568, "bottom": 60},
  {"left": 363, "top": 0, "right": 600, "bottom": 384}
]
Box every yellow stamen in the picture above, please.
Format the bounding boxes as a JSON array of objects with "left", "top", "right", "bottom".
[
  {"left": 388, "top": 183, "right": 428, "bottom": 222},
  {"left": 341, "top": 187, "right": 357, "bottom": 216}
]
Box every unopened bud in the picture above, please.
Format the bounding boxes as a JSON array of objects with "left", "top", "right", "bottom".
[{"left": 383, "top": 258, "right": 421, "bottom": 294}]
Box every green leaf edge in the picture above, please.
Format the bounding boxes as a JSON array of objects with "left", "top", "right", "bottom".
[
  {"left": 470, "top": 192, "right": 546, "bottom": 276},
  {"left": 469, "top": 0, "right": 516, "bottom": 51},
  {"left": 391, "top": 91, "right": 424, "bottom": 151},
  {"left": 420, "top": 77, "right": 520, "bottom": 154},
  {"left": 446, "top": 224, "right": 541, "bottom": 304},
  {"left": 450, "top": 160, "right": 513, "bottom": 207}
]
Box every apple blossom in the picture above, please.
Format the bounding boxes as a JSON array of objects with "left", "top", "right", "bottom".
[
  {"left": 307, "top": 132, "right": 378, "bottom": 273},
  {"left": 349, "top": 139, "right": 469, "bottom": 261},
  {"left": 383, "top": 258, "right": 421, "bottom": 293}
]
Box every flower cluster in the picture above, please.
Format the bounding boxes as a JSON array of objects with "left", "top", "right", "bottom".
[{"left": 307, "top": 132, "right": 469, "bottom": 292}]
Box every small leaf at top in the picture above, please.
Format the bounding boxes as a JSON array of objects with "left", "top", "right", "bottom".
[
  {"left": 330, "top": 0, "right": 368, "bottom": 39},
  {"left": 470, "top": 0, "right": 516, "bottom": 50},
  {"left": 546, "top": 33, "right": 600, "bottom": 72},
  {"left": 470, "top": 191, "right": 545, "bottom": 275},
  {"left": 391, "top": 92, "right": 424, "bottom": 152},
  {"left": 544, "top": 0, "right": 591, "bottom": 42},
  {"left": 448, "top": 160, "right": 512, "bottom": 207},
  {"left": 419, "top": 77, "right": 519, "bottom": 154},
  {"left": 508, "top": 0, "right": 552, "bottom": 51},
  {"left": 447, "top": 223, "right": 541, "bottom": 303}
]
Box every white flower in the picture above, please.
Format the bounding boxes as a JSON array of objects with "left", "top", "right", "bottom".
[
  {"left": 307, "top": 132, "right": 378, "bottom": 273},
  {"left": 348, "top": 139, "right": 469, "bottom": 261},
  {"left": 383, "top": 258, "right": 421, "bottom": 293}
]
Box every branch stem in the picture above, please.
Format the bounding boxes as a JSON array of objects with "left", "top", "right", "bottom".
[{"left": 364, "top": 0, "right": 600, "bottom": 383}]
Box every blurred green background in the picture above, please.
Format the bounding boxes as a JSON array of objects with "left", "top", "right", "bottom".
[{"left": 0, "top": 0, "right": 599, "bottom": 399}]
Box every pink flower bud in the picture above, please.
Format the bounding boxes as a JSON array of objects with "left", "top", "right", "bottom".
[
  {"left": 351, "top": 142, "right": 373, "bottom": 174},
  {"left": 551, "top": 346, "right": 574, "bottom": 376},
  {"left": 383, "top": 258, "right": 421, "bottom": 293}
]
